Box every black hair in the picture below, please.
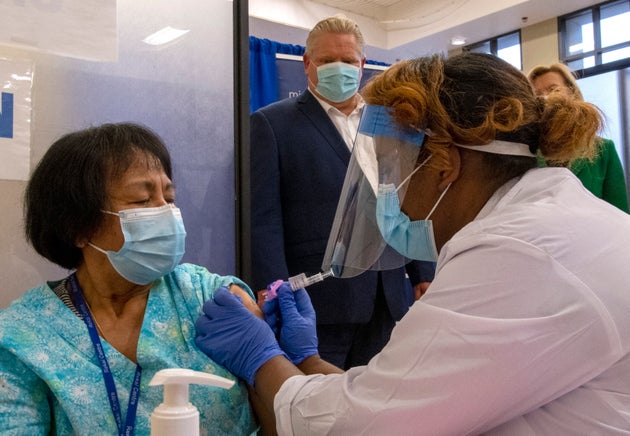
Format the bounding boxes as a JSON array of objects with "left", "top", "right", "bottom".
[
  {"left": 24, "top": 122, "right": 172, "bottom": 269},
  {"left": 439, "top": 53, "right": 540, "bottom": 181}
]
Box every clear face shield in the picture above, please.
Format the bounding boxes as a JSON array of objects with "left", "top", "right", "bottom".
[{"left": 321, "top": 104, "right": 428, "bottom": 278}]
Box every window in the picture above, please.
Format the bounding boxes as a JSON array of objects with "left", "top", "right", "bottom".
[
  {"left": 560, "top": 0, "right": 630, "bottom": 74},
  {"left": 578, "top": 69, "right": 628, "bottom": 172},
  {"left": 464, "top": 31, "right": 522, "bottom": 70},
  {"left": 559, "top": 1, "right": 630, "bottom": 195}
]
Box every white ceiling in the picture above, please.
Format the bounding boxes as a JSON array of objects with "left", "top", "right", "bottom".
[
  {"left": 252, "top": 0, "right": 602, "bottom": 54},
  {"left": 311, "top": 0, "right": 526, "bottom": 31}
]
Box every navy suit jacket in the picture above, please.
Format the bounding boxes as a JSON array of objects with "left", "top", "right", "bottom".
[{"left": 250, "top": 90, "right": 434, "bottom": 324}]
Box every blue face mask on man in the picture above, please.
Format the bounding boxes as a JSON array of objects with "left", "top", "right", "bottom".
[
  {"left": 375, "top": 155, "right": 451, "bottom": 262},
  {"left": 89, "top": 204, "right": 186, "bottom": 284},
  {"left": 315, "top": 61, "right": 361, "bottom": 103}
]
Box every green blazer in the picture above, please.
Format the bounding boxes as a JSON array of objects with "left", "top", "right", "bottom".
[{"left": 540, "top": 138, "right": 629, "bottom": 213}]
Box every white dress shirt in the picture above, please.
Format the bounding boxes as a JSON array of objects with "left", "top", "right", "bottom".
[{"left": 311, "top": 91, "right": 365, "bottom": 151}]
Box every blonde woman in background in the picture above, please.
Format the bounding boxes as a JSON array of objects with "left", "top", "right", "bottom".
[{"left": 528, "top": 62, "right": 629, "bottom": 212}]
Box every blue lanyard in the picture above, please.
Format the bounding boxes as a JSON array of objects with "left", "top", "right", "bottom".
[{"left": 69, "top": 274, "right": 142, "bottom": 436}]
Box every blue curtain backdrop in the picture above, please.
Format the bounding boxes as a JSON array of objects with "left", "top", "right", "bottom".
[
  {"left": 249, "top": 36, "right": 304, "bottom": 113},
  {"left": 249, "top": 36, "right": 389, "bottom": 113}
]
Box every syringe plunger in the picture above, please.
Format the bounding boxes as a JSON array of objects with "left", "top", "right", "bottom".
[{"left": 288, "top": 270, "right": 333, "bottom": 290}]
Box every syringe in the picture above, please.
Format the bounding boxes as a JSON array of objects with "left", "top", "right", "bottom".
[
  {"left": 288, "top": 270, "right": 334, "bottom": 291},
  {"left": 263, "top": 269, "right": 334, "bottom": 301}
]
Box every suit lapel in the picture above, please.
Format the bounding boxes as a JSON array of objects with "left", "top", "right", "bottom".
[{"left": 297, "top": 90, "right": 352, "bottom": 165}]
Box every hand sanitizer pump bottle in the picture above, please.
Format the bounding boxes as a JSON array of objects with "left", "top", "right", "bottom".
[{"left": 149, "top": 368, "right": 235, "bottom": 436}]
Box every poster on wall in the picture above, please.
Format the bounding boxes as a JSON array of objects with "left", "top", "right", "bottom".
[
  {"left": 0, "top": 0, "right": 117, "bottom": 61},
  {"left": 0, "top": 58, "right": 33, "bottom": 181}
]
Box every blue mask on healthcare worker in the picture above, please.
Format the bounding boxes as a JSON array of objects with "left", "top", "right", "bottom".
[
  {"left": 89, "top": 204, "right": 186, "bottom": 284},
  {"left": 375, "top": 156, "right": 450, "bottom": 262},
  {"left": 315, "top": 62, "right": 360, "bottom": 103}
]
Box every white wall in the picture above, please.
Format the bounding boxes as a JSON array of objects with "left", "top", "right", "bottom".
[
  {"left": 522, "top": 18, "right": 560, "bottom": 74},
  {"left": 251, "top": 14, "right": 563, "bottom": 68},
  {"left": 0, "top": 0, "right": 237, "bottom": 308}
]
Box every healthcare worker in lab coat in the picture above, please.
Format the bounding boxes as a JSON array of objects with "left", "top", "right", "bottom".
[{"left": 195, "top": 52, "right": 630, "bottom": 434}]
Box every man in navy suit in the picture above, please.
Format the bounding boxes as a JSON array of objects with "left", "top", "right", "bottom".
[{"left": 250, "top": 15, "right": 435, "bottom": 369}]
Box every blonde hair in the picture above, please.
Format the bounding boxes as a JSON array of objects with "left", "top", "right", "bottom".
[
  {"left": 305, "top": 15, "right": 365, "bottom": 57},
  {"left": 527, "top": 63, "right": 584, "bottom": 101},
  {"left": 362, "top": 53, "right": 603, "bottom": 174}
]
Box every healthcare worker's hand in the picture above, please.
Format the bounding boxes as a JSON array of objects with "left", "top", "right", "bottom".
[
  {"left": 275, "top": 283, "right": 318, "bottom": 365},
  {"left": 195, "top": 286, "right": 287, "bottom": 385},
  {"left": 414, "top": 281, "right": 431, "bottom": 300}
]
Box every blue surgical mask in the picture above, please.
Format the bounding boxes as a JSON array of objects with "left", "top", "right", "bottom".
[
  {"left": 375, "top": 156, "right": 450, "bottom": 262},
  {"left": 315, "top": 61, "right": 360, "bottom": 103},
  {"left": 89, "top": 204, "right": 186, "bottom": 284}
]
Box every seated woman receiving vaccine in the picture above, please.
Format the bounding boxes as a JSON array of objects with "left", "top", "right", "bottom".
[{"left": 0, "top": 123, "right": 260, "bottom": 435}]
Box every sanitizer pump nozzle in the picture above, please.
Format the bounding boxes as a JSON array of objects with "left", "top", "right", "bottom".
[{"left": 149, "top": 368, "right": 235, "bottom": 436}]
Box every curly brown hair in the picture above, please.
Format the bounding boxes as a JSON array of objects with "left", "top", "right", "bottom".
[{"left": 361, "top": 53, "right": 603, "bottom": 177}]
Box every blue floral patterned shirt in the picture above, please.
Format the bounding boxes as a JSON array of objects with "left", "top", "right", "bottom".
[{"left": 0, "top": 263, "right": 258, "bottom": 435}]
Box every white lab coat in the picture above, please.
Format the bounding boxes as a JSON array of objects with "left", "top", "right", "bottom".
[{"left": 275, "top": 168, "right": 630, "bottom": 435}]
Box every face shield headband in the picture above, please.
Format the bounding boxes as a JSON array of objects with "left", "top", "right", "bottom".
[
  {"left": 322, "top": 104, "right": 427, "bottom": 278},
  {"left": 322, "top": 104, "right": 537, "bottom": 279}
]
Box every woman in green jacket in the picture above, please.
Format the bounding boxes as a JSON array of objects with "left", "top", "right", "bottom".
[{"left": 528, "top": 63, "right": 629, "bottom": 213}]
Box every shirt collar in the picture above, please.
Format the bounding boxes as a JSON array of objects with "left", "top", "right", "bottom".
[{"left": 309, "top": 89, "right": 365, "bottom": 117}]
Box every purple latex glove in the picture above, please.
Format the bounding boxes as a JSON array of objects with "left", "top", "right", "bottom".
[
  {"left": 262, "top": 280, "right": 282, "bottom": 336},
  {"left": 275, "top": 282, "right": 318, "bottom": 365},
  {"left": 195, "top": 286, "right": 287, "bottom": 385}
]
